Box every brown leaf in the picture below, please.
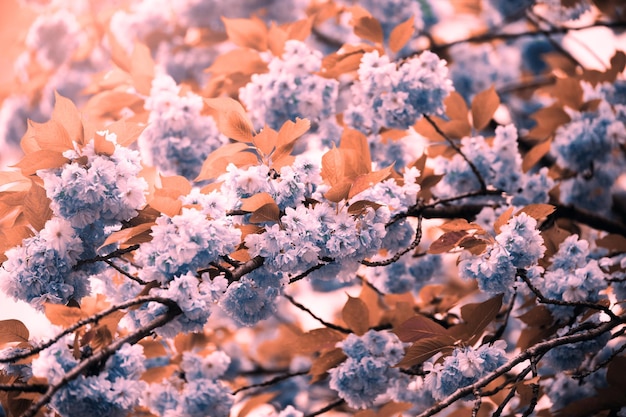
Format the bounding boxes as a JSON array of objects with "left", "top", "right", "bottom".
[
  {"left": 389, "top": 16, "right": 414, "bottom": 53},
  {"left": 444, "top": 91, "right": 469, "bottom": 121},
  {"left": 494, "top": 207, "right": 514, "bottom": 235},
  {"left": 222, "top": 110, "right": 254, "bottom": 142},
  {"left": 347, "top": 200, "right": 383, "bottom": 216},
  {"left": 13, "top": 150, "right": 69, "bottom": 177},
  {"left": 141, "top": 364, "right": 178, "bottom": 384},
  {"left": 353, "top": 16, "right": 384, "bottom": 44},
  {"left": 394, "top": 315, "right": 448, "bottom": 343},
  {"left": 342, "top": 296, "right": 369, "bottom": 335},
  {"left": 471, "top": 85, "right": 500, "bottom": 131},
  {"left": 449, "top": 294, "right": 503, "bottom": 344},
  {"left": 596, "top": 234, "right": 626, "bottom": 253},
  {"left": 252, "top": 126, "right": 278, "bottom": 156},
  {"left": 515, "top": 204, "right": 555, "bottom": 221},
  {"left": 428, "top": 230, "right": 468, "bottom": 254},
  {"left": 249, "top": 202, "right": 281, "bottom": 224},
  {"left": 340, "top": 128, "right": 371, "bottom": 176},
  {"left": 396, "top": 335, "right": 456, "bottom": 368},
  {"left": 522, "top": 138, "right": 552, "bottom": 172},
  {"left": 0, "top": 320, "right": 29, "bottom": 344},
  {"left": 267, "top": 23, "right": 289, "bottom": 56},
  {"left": 378, "top": 401, "right": 414, "bottom": 417},
  {"left": 309, "top": 348, "right": 347, "bottom": 382},
  {"left": 527, "top": 105, "right": 571, "bottom": 140},
  {"left": 290, "top": 328, "right": 345, "bottom": 354},
  {"left": 439, "top": 218, "right": 484, "bottom": 233}
]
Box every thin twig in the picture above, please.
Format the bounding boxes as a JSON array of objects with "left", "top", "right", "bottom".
[
  {"left": 75, "top": 244, "right": 140, "bottom": 267},
  {"left": 424, "top": 115, "right": 487, "bottom": 191},
  {"left": 305, "top": 398, "right": 345, "bottom": 417},
  {"left": 0, "top": 296, "right": 177, "bottom": 364},
  {"left": 21, "top": 304, "right": 182, "bottom": 417},
  {"left": 362, "top": 216, "right": 423, "bottom": 267},
  {"left": 0, "top": 383, "right": 47, "bottom": 393},
  {"left": 103, "top": 259, "right": 148, "bottom": 285},
  {"left": 232, "top": 370, "right": 308, "bottom": 395},
  {"left": 283, "top": 293, "right": 351, "bottom": 334}
]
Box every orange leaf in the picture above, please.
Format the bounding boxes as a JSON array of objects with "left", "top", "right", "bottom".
[
  {"left": 149, "top": 196, "right": 182, "bottom": 218},
  {"left": 0, "top": 319, "right": 29, "bottom": 344},
  {"left": 439, "top": 218, "right": 484, "bottom": 233},
  {"left": 105, "top": 119, "right": 146, "bottom": 147},
  {"left": 348, "top": 165, "right": 393, "bottom": 199},
  {"left": 93, "top": 131, "right": 116, "bottom": 156},
  {"left": 267, "top": 23, "right": 289, "bottom": 56},
  {"left": 494, "top": 207, "right": 514, "bottom": 235},
  {"left": 252, "top": 126, "right": 278, "bottom": 156},
  {"left": 222, "top": 16, "right": 268, "bottom": 51},
  {"left": 277, "top": 117, "right": 310, "bottom": 147},
  {"left": 290, "top": 328, "right": 345, "bottom": 354},
  {"left": 522, "top": 139, "right": 552, "bottom": 172},
  {"left": 130, "top": 43, "right": 155, "bottom": 95},
  {"left": 339, "top": 128, "right": 371, "bottom": 176},
  {"left": 195, "top": 142, "right": 251, "bottom": 181},
  {"left": 13, "top": 150, "right": 68, "bottom": 176},
  {"left": 160, "top": 175, "right": 192, "bottom": 197},
  {"left": 52, "top": 91, "right": 84, "bottom": 146},
  {"left": 324, "top": 181, "right": 352, "bottom": 203},
  {"left": 342, "top": 295, "right": 369, "bottom": 335},
  {"left": 206, "top": 48, "right": 267, "bottom": 77},
  {"left": 204, "top": 97, "right": 254, "bottom": 141},
  {"left": 99, "top": 222, "right": 155, "bottom": 250},
  {"left": 321, "top": 146, "right": 345, "bottom": 186},
  {"left": 44, "top": 303, "right": 89, "bottom": 327},
  {"left": 347, "top": 200, "right": 382, "bottom": 216},
  {"left": 515, "top": 204, "right": 556, "bottom": 221},
  {"left": 389, "top": 16, "right": 414, "bottom": 53},
  {"left": 471, "top": 85, "right": 500, "bottom": 131},
  {"left": 240, "top": 192, "right": 276, "bottom": 212},
  {"left": 23, "top": 182, "right": 52, "bottom": 231},
  {"left": 107, "top": 31, "right": 131, "bottom": 72},
  {"left": 444, "top": 91, "right": 469, "bottom": 121},
  {"left": 22, "top": 119, "right": 73, "bottom": 154}
]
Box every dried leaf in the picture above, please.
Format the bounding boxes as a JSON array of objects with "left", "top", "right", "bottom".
[
  {"left": 347, "top": 200, "right": 383, "bottom": 216},
  {"left": 342, "top": 296, "right": 369, "bottom": 335},
  {"left": 0, "top": 320, "right": 29, "bottom": 344},
  {"left": 389, "top": 16, "right": 414, "bottom": 53},
  {"left": 444, "top": 91, "right": 469, "bottom": 121},
  {"left": 439, "top": 219, "right": 484, "bottom": 233}
]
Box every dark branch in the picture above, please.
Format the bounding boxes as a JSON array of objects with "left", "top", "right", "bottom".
[
  {"left": 232, "top": 370, "right": 308, "bottom": 395},
  {"left": 283, "top": 293, "right": 351, "bottom": 334}
]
